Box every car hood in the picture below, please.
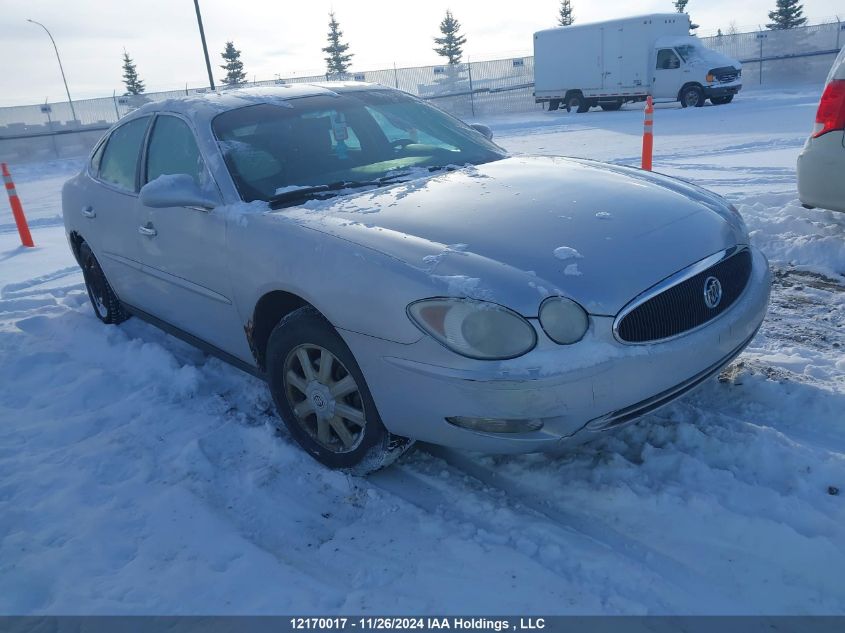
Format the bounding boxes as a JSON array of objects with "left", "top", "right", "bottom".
[{"left": 277, "top": 156, "right": 746, "bottom": 316}]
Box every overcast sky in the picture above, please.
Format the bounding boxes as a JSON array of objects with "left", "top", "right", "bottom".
[{"left": 0, "top": 0, "right": 840, "bottom": 106}]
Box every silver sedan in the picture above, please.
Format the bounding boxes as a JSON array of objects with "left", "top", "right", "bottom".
[{"left": 62, "top": 84, "right": 771, "bottom": 472}]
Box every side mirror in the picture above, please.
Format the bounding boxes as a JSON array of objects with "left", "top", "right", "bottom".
[
  {"left": 139, "top": 174, "right": 218, "bottom": 210},
  {"left": 470, "top": 123, "right": 493, "bottom": 141}
]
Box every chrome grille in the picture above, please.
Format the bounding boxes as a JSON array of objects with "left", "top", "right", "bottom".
[{"left": 615, "top": 249, "right": 752, "bottom": 343}]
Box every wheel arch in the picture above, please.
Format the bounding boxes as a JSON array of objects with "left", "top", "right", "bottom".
[
  {"left": 68, "top": 230, "right": 85, "bottom": 264},
  {"left": 678, "top": 82, "right": 704, "bottom": 101},
  {"left": 248, "top": 289, "right": 325, "bottom": 371}
]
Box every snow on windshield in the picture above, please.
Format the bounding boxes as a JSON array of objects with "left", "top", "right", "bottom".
[{"left": 675, "top": 44, "right": 703, "bottom": 63}]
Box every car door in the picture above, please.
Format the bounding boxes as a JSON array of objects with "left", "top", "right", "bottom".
[
  {"left": 84, "top": 116, "right": 152, "bottom": 306},
  {"left": 135, "top": 113, "right": 250, "bottom": 360},
  {"left": 652, "top": 48, "right": 684, "bottom": 99}
]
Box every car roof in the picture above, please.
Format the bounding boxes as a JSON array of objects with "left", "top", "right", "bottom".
[{"left": 129, "top": 82, "right": 389, "bottom": 127}]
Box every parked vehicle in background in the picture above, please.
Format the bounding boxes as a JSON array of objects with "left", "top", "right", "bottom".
[
  {"left": 798, "top": 46, "right": 845, "bottom": 213},
  {"left": 533, "top": 14, "right": 743, "bottom": 112},
  {"left": 63, "top": 84, "right": 770, "bottom": 474}
]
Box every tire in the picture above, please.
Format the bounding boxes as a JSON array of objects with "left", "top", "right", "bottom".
[
  {"left": 710, "top": 95, "right": 734, "bottom": 105},
  {"left": 548, "top": 99, "right": 561, "bottom": 112},
  {"left": 79, "top": 242, "right": 128, "bottom": 324},
  {"left": 266, "top": 306, "right": 413, "bottom": 473},
  {"left": 565, "top": 93, "right": 590, "bottom": 113},
  {"left": 680, "top": 85, "right": 705, "bottom": 108},
  {"left": 600, "top": 99, "right": 623, "bottom": 111}
]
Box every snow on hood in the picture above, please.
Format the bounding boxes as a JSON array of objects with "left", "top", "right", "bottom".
[{"left": 270, "top": 156, "right": 746, "bottom": 317}]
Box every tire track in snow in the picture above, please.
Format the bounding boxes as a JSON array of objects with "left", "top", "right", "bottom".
[
  {"left": 1, "top": 266, "right": 80, "bottom": 298},
  {"left": 369, "top": 447, "right": 743, "bottom": 613},
  {"left": 429, "top": 445, "right": 746, "bottom": 612}
]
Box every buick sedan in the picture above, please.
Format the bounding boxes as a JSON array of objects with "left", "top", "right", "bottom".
[{"left": 62, "top": 84, "right": 771, "bottom": 472}]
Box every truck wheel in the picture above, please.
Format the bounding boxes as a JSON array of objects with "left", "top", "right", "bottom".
[
  {"left": 266, "top": 306, "right": 413, "bottom": 474},
  {"left": 548, "top": 99, "right": 561, "bottom": 111},
  {"left": 600, "top": 100, "right": 623, "bottom": 111},
  {"left": 710, "top": 95, "right": 734, "bottom": 105},
  {"left": 680, "top": 85, "right": 705, "bottom": 108},
  {"left": 566, "top": 93, "right": 589, "bottom": 113},
  {"left": 79, "top": 242, "right": 129, "bottom": 325}
]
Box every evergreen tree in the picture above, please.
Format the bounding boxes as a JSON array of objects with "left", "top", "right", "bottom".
[
  {"left": 220, "top": 41, "right": 247, "bottom": 86},
  {"left": 673, "top": 0, "right": 699, "bottom": 31},
  {"left": 767, "top": 0, "right": 807, "bottom": 29},
  {"left": 558, "top": 0, "right": 574, "bottom": 26},
  {"left": 121, "top": 50, "right": 145, "bottom": 96},
  {"left": 433, "top": 10, "right": 467, "bottom": 65},
  {"left": 322, "top": 12, "right": 353, "bottom": 76}
]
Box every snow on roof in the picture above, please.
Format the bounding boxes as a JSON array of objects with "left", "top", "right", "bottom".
[
  {"left": 535, "top": 13, "right": 688, "bottom": 35},
  {"left": 654, "top": 35, "right": 701, "bottom": 47},
  {"left": 128, "top": 82, "right": 384, "bottom": 125}
]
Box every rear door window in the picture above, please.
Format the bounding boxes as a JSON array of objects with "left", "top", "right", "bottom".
[{"left": 98, "top": 116, "right": 150, "bottom": 192}]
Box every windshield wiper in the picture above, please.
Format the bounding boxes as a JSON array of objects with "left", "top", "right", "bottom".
[{"left": 269, "top": 173, "right": 414, "bottom": 209}]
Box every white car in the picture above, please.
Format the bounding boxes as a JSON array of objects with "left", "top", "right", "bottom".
[{"left": 798, "top": 46, "right": 845, "bottom": 212}]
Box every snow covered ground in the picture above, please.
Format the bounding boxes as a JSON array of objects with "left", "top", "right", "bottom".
[{"left": 1, "top": 88, "right": 843, "bottom": 615}]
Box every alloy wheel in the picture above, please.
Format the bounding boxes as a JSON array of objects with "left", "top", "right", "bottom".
[{"left": 283, "top": 343, "right": 367, "bottom": 453}]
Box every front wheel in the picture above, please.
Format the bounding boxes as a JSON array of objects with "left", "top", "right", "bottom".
[
  {"left": 79, "top": 242, "right": 128, "bottom": 324},
  {"left": 266, "top": 306, "right": 413, "bottom": 473},
  {"left": 710, "top": 95, "right": 734, "bottom": 105},
  {"left": 680, "top": 85, "right": 705, "bottom": 108}
]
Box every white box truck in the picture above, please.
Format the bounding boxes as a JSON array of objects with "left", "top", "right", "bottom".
[{"left": 533, "top": 14, "right": 742, "bottom": 112}]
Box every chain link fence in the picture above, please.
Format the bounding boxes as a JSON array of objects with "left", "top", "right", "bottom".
[{"left": 2, "top": 20, "right": 842, "bottom": 163}]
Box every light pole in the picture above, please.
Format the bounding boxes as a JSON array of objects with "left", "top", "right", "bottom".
[
  {"left": 193, "top": 0, "right": 216, "bottom": 90},
  {"left": 26, "top": 19, "right": 77, "bottom": 122}
]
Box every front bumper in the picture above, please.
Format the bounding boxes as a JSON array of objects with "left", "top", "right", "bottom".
[
  {"left": 797, "top": 131, "right": 845, "bottom": 213},
  {"left": 703, "top": 83, "right": 742, "bottom": 99},
  {"left": 341, "top": 246, "right": 771, "bottom": 453}
]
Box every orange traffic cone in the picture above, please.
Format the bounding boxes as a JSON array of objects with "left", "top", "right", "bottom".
[
  {"left": 641, "top": 96, "right": 654, "bottom": 171},
  {"left": 1, "top": 162, "right": 34, "bottom": 248}
]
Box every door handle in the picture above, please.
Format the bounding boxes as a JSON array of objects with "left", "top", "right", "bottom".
[
  {"left": 81, "top": 206, "right": 96, "bottom": 218},
  {"left": 138, "top": 224, "right": 157, "bottom": 237}
]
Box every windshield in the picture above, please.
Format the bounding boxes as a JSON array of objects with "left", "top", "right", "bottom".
[
  {"left": 212, "top": 90, "right": 506, "bottom": 202},
  {"left": 675, "top": 44, "right": 703, "bottom": 63}
]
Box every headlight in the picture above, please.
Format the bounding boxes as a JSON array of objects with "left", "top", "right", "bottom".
[
  {"left": 408, "top": 298, "right": 537, "bottom": 360},
  {"left": 539, "top": 297, "right": 589, "bottom": 344}
]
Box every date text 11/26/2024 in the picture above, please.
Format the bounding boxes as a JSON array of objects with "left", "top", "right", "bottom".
[{"left": 290, "top": 618, "right": 546, "bottom": 631}]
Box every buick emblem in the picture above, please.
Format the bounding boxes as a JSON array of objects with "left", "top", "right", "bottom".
[{"left": 703, "top": 276, "right": 723, "bottom": 309}]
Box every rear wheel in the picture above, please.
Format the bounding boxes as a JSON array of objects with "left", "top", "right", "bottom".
[
  {"left": 266, "top": 306, "right": 413, "bottom": 473},
  {"left": 565, "top": 92, "right": 590, "bottom": 113},
  {"left": 79, "top": 242, "right": 128, "bottom": 324},
  {"left": 548, "top": 99, "right": 561, "bottom": 111},
  {"left": 710, "top": 95, "right": 734, "bottom": 105},
  {"left": 680, "top": 85, "right": 705, "bottom": 108}
]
